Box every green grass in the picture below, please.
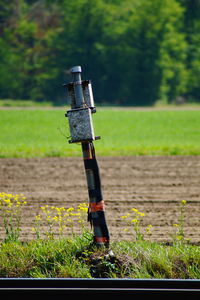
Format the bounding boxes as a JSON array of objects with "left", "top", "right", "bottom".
[
  {"left": 0, "top": 236, "right": 199, "bottom": 278},
  {"left": 0, "top": 99, "right": 52, "bottom": 107},
  {"left": 0, "top": 109, "right": 200, "bottom": 157}
]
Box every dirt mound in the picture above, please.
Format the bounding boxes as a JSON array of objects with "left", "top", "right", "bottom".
[{"left": 0, "top": 156, "right": 199, "bottom": 243}]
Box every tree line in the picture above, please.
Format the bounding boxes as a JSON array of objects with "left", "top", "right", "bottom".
[{"left": 0, "top": 0, "right": 199, "bottom": 106}]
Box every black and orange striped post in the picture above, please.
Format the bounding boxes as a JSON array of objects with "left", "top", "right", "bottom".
[
  {"left": 64, "top": 66, "right": 109, "bottom": 247},
  {"left": 82, "top": 141, "right": 109, "bottom": 247}
]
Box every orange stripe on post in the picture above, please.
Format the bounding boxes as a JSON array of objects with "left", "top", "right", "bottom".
[
  {"left": 89, "top": 200, "right": 105, "bottom": 212},
  {"left": 83, "top": 149, "right": 93, "bottom": 160},
  {"left": 95, "top": 237, "right": 109, "bottom": 243},
  {"left": 82, "top": 142, "right": 94, "bottom": 160}
]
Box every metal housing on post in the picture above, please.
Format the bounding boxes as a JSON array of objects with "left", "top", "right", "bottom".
[
  {"left": 66, "top": 107, "right": 95, "bottom": 143},
  {"left": 65, "top": 66, "right": 98, "bottom": 143}
]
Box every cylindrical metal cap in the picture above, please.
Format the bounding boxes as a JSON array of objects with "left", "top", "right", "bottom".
[{"left": 70, "top": 66, "right": 82, "bottom": 74}]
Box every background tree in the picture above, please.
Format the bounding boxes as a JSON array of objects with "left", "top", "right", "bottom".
[
  {"left": 178, "top": 0, "right": 200, "bottom": 101},
  {"left": 0, "top": 0, "right": 199, "bottom": 105}
]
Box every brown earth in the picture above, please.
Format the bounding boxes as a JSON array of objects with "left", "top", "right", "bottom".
[{"left": 0, "top": 156, "right": 200, "bottom": 243}]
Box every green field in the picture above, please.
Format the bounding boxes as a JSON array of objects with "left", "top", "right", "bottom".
[{"left": 0, "top": 109, "right": 200, "bottom": 157}]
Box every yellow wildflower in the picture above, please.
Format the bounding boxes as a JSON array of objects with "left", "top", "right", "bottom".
[
  {"left": 4, "top": 199, "right": 11, "bottom": 204},
  {"left": 131, "top": 219, "right": 138, "bottom": 223},
  {"left": 181, "top": 200, "right": 187, "bottom": 205},
  {"left": 146, "top": 224, "right": 153, "bottom": 232},
  {"left": 35, "top": 215, "right": 41, "bottom": 221},
  {"left": 67, "top": 207, "right": 74, "bottom": 212},
  {"left": 138, "top": 212, "right": 145, "bottom": 217}
]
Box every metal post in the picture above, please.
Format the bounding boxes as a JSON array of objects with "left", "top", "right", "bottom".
[
  {"left": 70, "top": 66, "right": 84, "bottom": 108},
  {"left": 64, "top": 66, "right": 109, "bottom": 247},
  {"left": 82, "top": 141, "right": 109, "bottom": 247}
]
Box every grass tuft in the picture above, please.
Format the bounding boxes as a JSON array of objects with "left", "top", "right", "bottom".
[{"left": 0, "top": 238, "right": 199, "bottom": 278}]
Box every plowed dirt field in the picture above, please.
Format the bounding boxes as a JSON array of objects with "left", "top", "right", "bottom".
[{"left": 0, "top": 156, "right": 199, "bottom": 243}]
